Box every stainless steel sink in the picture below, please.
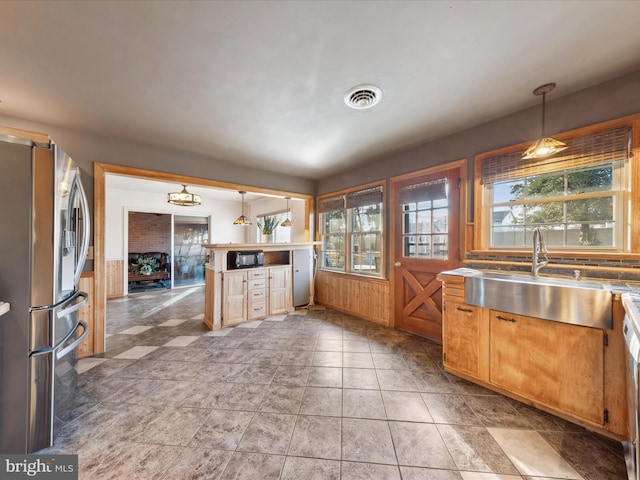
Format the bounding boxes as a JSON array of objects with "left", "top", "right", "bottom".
[{"left": 463, "top": 271, "right": 613, "bottom": 329}]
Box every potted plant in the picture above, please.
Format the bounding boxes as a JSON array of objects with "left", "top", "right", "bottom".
[
  {"left": 132, "top": 257, "right": 159, "bottom": 275},
  {"left": 257, "top": 216, "right": 280, "bottom": 243}
]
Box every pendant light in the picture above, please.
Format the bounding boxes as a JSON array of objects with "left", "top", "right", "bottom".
[
  {"left": 281, "top": 197, "right": 292, "bottom": 227},
  {"left": 167, "top": 185, "right": 201, "bottom": 206},
  {"left": 233, "top": 191, "right": 252, "bottom": 225},
  {"left": 522, "top": 83, "right": 568, "bottom": 160}
]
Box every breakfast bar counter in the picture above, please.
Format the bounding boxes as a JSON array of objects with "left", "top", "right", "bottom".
[{"left": 201, "top": 242, "right": 319, "bottom": 330}]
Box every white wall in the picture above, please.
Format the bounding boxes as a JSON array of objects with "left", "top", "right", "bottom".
[
  {"left": 248, "top": 197, "right": 307, "bottom": 243},
  {"left": 105, "top": 187, "right": 245, "bottom": 259},
  {"left": 105, "top": 186, "right": 309, "bottom": 260}
]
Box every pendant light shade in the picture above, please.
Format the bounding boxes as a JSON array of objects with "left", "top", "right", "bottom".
[
  {"left": 167, "top": 185, "right": 201, "bottom": 206},
  {"left": 281, "top": 197, "right": 292, "bottom": 227},
  {"left": 522, "top": 83, "right": 567, "bottom": 160},
  {"left": 233, "top": 191, "right": 252, "bottom": 225}
]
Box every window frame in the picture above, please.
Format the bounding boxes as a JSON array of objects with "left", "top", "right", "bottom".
[
  {"left": 317, "top": 181, "right": 385, "bottom": 278},
  {"left": 473, "top": 115, "right": 640, "bottom": 257}
]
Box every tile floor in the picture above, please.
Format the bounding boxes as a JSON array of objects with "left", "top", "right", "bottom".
[{"left": 42, "top": 286, "right": 628, "bottom": 479}]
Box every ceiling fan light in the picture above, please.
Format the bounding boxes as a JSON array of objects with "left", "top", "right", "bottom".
[
  {"left": 522, "top": 136, "right": 568, "bottom": 160},
  {"left": 167, "top": 185, "right": 201, "bottom": 206}
]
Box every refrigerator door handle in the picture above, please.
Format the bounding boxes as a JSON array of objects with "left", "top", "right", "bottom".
[
  {"left": 68, "top": 174, "right": 91, "bottom": 287},
  {"left": 56, "top": 290, "right": 88, "bottom": 319},
  {"left": 29, "top": 290, "right": 88, "bottom": 357},
  {"left": 29, "top": 319, "right": 86, "bottom": 358},
  {"left": 55, "top": 320, "right": 87, "bottom": 360}
]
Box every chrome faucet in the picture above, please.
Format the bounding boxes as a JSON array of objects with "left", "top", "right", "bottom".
[{"left": 532, "top": 227, "right": 549, "bottom": 276}]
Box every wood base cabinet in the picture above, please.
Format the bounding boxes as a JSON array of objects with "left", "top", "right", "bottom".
[
  {"left": 222, "top": 266, "right": 292, "bottom": 326},
  {"left": 443, "top": 299, "right": 483, "bottom": 378},
  {"left": 438, "top": 273, "right": 626, "bottom": 440},
  {"left": 489, "top": 309, "right": 604, "bottom": 426}
]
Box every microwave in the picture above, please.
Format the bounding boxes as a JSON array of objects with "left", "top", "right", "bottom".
[{"left": 227, "top": 250, "right": 264, "bottom": 269}]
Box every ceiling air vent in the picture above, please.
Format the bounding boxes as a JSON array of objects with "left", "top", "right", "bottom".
[{"left": 344, "top": 84, "right": 382, "bottom": 110}]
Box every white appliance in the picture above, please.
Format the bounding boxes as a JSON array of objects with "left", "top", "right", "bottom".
[{"left": 0, "top": 131, "right": 90, "bottom": 453}]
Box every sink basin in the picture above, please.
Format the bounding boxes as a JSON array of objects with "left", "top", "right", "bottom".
[{"left": 463, "top": 271, "right": 612, "bottom": 329}]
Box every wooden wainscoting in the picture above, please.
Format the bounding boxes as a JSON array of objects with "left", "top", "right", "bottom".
[
  {"left": 315, "top": 270, "right": 390, "bottom": 326},
  {"left": 78, "top": 272, "right": 95, "bottom": 359},
  {"left": 107, "top": 259, "right": 125, "bottom": 298}
]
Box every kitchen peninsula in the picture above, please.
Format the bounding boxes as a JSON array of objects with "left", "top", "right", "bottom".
[{"left": 201, "top": 242, "right": 318, "bottom": 330}]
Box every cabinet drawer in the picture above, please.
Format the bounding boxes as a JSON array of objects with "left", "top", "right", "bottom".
[
  {"left": 249, "top": 279, "right": 267, "bottom": 289},
  {"left": 248, "top": 298, "right": 268, "bottom": 319},
  {"left": 249, "top": 288, "right": 267, "bottom": 300},
  {"left": 443, "top": 284, "right": 464, "bottom": 298},
  {"left": 247, "top": 269, "right": 266, "bottom": 279}
]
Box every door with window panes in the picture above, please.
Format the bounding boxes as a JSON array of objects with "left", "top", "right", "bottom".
[{"left": 391, "top": 167, "right": 461, "bottom": 341}]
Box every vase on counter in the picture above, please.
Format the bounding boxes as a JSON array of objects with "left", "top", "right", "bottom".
[{"left": 262, "top": 233, "right": 274, "bottom": 243}]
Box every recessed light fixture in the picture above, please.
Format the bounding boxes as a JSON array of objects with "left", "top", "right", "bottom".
[{"left": 344, "top": 84, "right": 382, "bottom": 109}]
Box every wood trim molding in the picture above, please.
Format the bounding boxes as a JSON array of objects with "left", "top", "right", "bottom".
[
  {"left": 92, "top": 161, "right": 313, "bottom": 354},
  {"left": 473, "top": 113, "right": 640, "bottom": 254}
]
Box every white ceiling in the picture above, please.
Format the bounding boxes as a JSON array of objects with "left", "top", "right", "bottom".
[{"left": 1, "top": 1, "right": 640, "bottom": 180}]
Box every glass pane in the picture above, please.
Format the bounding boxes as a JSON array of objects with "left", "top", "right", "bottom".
[
  {"left": 417, "top": 200, "right": 432, "bottom": 210},
  {"left": 566, "top": 223, "right": 613, "bottom": 247},
  {"left": 524, "top": 202, "right": 563, "bottom": 224},
  {"left": 174, "top": 216, "right": 208, "bottom": 287},
  {"left": 323, "top": 234, "right": 345, "bottom": 270},
  {"left": 322, "top": 210, "right": 345, "bottom": 234},
  {"left": 525, "top": 171, "right": 564, "bottom": 198},
  {"left": 433, "top": 235, "right": 448, "bottom": 259},
  {"left": 351, "top": 233, "right": 381, "bottom": 275},
  {"left": 352, "top": 205, "right": 381, "bottom": 232},
  {"left": 433, "top": 198, "right": 448, "bottom": 208},
  {"left": 491, "top": 225, "right": 526, "bottom": 246},
  {"left": 433, "top": 208, "right": 448, "bottom": 233},
  {"left": 416, "top": 210, "right": 431, "bottom": 234},
  {"left": 404, "top": 212, "right": 416, "bottom": 234},
  {"left": 403, "top": 235, "right": 416, "bottom": 257},
  {"left": 415, "top": 235, "right": 429, "bottom": 257},
  {"left": 566, "top": 197, "right": 613, "bottom": 222},
  {"left": 493, "top": 180, "right": 523, "bottom": 203},
  {"left": 567, "top": 164, "right": 613, "bottom": 194}
]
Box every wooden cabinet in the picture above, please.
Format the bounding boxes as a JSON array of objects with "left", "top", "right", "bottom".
[
  {"left": 443, "top": 299, "right": 483, "bottom": 378},
  {"left": 223, "top": 266, "right": 292, "bottom": 325},
  {"left": 268, "top": 265, "right": 291, "bottom": 315},
  {"left": 438, "top": 272, "right": 625, "bottom": 439},
  {"left": 77, "top": 273, "right": 95, "bottom": 358},
  {"left": 489, "top": 309, "right": 604, "bottom": 425},
  {"left": 223, "top": 270, "right": 247, "bottom": 326}
]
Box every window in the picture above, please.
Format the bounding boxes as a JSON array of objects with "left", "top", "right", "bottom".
[
  {"left": 480, "top": 127, "right": 630, "bottom": 250},
  {"left": 399, "top": 178, "right": 449, "bottom": 259},
  {"left": 256, "top": 211, "right": 291, "bottom": 243},
  {"left": 319, "top": 185, "right": 383, "bottom": 276}
]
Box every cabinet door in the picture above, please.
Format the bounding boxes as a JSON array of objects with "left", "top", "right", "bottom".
[
  {"left": 269, "top": 266, "right": 291, "bottom": 315},
  {"left": 489, "top": 310, "right": 604, "bottom": 424},
  {"left": 223, "top": 271, "right": 246, "bottom": 325},
  {"left": 443, "top": 299, "right": 481, "bottom": 377}
]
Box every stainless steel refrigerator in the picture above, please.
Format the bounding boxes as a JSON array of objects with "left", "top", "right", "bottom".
[{"left": 0, "top": 131, "right": 90, "bottom": 453}]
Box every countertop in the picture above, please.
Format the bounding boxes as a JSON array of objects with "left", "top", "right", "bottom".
[{"left": 0, "top": 302, "right": 10, "bottom": 316}]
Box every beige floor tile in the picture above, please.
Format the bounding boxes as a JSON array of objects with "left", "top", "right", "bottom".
[{"left": 488, "top": 428, "right": 583, "bottom": 479}]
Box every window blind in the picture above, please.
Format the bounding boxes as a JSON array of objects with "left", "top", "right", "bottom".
[
  {"left": 345, "top": 186, "right": 383, "bottom": 209},
  {"left": 399, "top": 178, "right": 447, "bottom": 203},
  {"left": 318, "top": 195, "right": 345, "bottom": 213},
  {"left": 481, "top": 127, "right": 631, "bottom": 184}
]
